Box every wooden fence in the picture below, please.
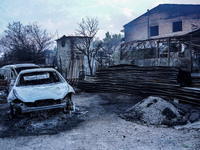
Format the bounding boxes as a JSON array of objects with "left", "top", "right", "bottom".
[
  {"left": 78, "top": 64, "right": 200, "bottom": 106},
  {"left": 66, "top": 78, "right": 80, "bottom": 86}
]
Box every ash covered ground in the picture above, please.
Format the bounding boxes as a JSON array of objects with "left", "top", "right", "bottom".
[{"left": 0, "top": 91, "right": 200, "bottom": 150}]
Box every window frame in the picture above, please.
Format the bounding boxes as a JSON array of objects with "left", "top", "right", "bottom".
[
  {"left": 173, "top": 21, "right": 182, "bottom": 32},
  {"left": 150, "top": 25, "right": 159, "bottom": 37}
]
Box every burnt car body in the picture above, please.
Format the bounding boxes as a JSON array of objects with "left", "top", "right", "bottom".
[
  {"left": 2, "top": 63, "right": 40, "bottom": 79},
  {"left": 0, "top": 68, "right": 10, "bottom": 98},
  {"left": 1, "top": 63, "right": 40, "bottom": 93},
  {"left": 7, "top": 68, "right": 75, "bottom": 119}
]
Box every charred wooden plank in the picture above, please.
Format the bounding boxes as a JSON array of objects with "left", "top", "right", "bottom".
[{"left": 77, "top": 64, "right": 200, "bottom": 105}]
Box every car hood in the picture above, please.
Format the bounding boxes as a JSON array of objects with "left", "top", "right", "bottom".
[{"left": 8, "top": 82, "right": 75, "bottom": 103}]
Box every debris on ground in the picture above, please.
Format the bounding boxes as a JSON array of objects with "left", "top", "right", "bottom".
[
  {"left": 0, "top": 107, "right": 84, "bottom": 138},
  {"left": 120, "top": 96, "right": 200, "bottom": 127},
  {"left": 0, "top": 92, "right": 200, "bottom": 150}
]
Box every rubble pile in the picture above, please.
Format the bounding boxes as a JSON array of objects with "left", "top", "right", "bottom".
[{"left": 120, "top": 96, "right": 200, "bottom": 126}]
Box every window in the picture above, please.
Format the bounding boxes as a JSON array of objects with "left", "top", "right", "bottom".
[
  {"left": 173, "top": 21, "right": 182, "bottom": 32},
  {"left": 150, "top": 25, "right": 159, "bottom": 37},
  {"left": 61, "top": 40, "right": 65, "bottom": 47}
]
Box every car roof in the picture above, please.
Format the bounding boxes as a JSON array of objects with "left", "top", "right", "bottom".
[
  {"left": 19, "top": 68, "right": 57, "bottom": 74},
  {"left": 2, "top": 63, "right": 39, "bottom": 69}
]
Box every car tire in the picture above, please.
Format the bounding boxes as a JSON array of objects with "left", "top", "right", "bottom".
[
  {"left": 63, "top": 101, "right": 75, "bottom": 114},
  {"left": 63, "top": 107, "right": 68, "bottom": 114},
  {"left": 10, "top": 103, "right": 17, "bottom": 120}
]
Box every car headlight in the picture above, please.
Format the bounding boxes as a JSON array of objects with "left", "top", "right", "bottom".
[
  {"left": 13, "top": 89, "right": 23, "bottom": 101},
  {"left": 62, "top": 93, "right": 72, "bottom": 103}
]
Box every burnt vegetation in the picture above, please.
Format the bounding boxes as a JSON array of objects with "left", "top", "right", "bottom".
[{"left": 0, "top": 22, "right": 54, "bottom": 65}]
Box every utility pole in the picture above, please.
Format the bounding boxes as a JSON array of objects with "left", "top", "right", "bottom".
[{"left": 147, "top": 9, "right": 150, "bottom": 39}]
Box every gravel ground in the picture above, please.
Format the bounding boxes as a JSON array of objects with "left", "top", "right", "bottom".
[{"left": 0, "top": 91, "right": 199, "bottom": 150}]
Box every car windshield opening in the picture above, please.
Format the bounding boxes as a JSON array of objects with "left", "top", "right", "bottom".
[{"left": 18, "top": 71, "right": 62, "bottom": 86}]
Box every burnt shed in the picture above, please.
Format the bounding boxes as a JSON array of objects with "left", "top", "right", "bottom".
[{"left": 56, "top": 35, "right": 85, "bottom": 79}]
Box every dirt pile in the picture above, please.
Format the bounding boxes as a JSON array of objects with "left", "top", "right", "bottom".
[{"left": 120, "top": 96, "right": 200, "bottom": 126}]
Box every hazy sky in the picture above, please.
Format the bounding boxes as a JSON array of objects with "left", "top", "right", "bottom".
[{"left": 0, "top": 0, "right": 199, "bottom": 41}]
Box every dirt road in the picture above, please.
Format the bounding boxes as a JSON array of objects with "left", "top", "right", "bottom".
[{"left": 0, "top": 91, "right": 199, "bottom": 150}]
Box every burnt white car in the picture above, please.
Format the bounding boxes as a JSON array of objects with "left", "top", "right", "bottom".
[{"left": 7, "top": 68, "right": 75, "bottom": 119}]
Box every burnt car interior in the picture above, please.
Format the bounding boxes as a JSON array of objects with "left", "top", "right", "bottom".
[
  {"left": 18, "top": 71, "right": 62, "bottom": 86},
  {"left": 15, "top": 66, "right": 40, "bottom": 74}
]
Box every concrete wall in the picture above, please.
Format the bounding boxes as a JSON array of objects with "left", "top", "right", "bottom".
[
  {"left": 56, "top": 36, "right": 99, "bottom": 78},
  {"left": 133, "top": 58, "right": 191, "bottom": 71},
  {"left": 57, "top": 38, "right": 72, "bottom": 78}
]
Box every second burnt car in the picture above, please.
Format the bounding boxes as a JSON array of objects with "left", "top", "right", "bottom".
[
  {"left": 7, "top": 68, "right": 75, "bottom": 119},
  {"left": 0, "top": 63, "right": 40, "bottom": 93}
]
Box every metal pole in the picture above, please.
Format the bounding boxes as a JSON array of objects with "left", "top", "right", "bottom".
[
  {"left": 189, "top": 35, "right": 193, "bottom": 72},
  {"left": 147, "top": 9, "right": 150, "bottom": 39},
  {"left": 156, "top": 41, "right": 159, "bottom": 58},
  {"left": 167, "top": 38, "right": 170, "bottom": 66}
]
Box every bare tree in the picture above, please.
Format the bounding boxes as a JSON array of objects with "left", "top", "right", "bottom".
[
  {"left": 73, "top": 17, "right": 100, "bottom": 76},
  {"left": 28, "top": 23, "right": 54, "bottom": 62},
  {"left": 0, "top": 22, "right": 54, "bottom": 64},
  {"left": 0, "top": 22, "right": 30, "bottom": 63}
]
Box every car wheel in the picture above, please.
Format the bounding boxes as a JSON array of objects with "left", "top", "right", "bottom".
[
  {"left": 63, "top": 107, "right": 68, "bottom": 114},
  {"left": 63, "top": 101, "right": 75, "bottom": 114},
  {"left": 10, "top": 103, "right": 17, "bottom": 119}
]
